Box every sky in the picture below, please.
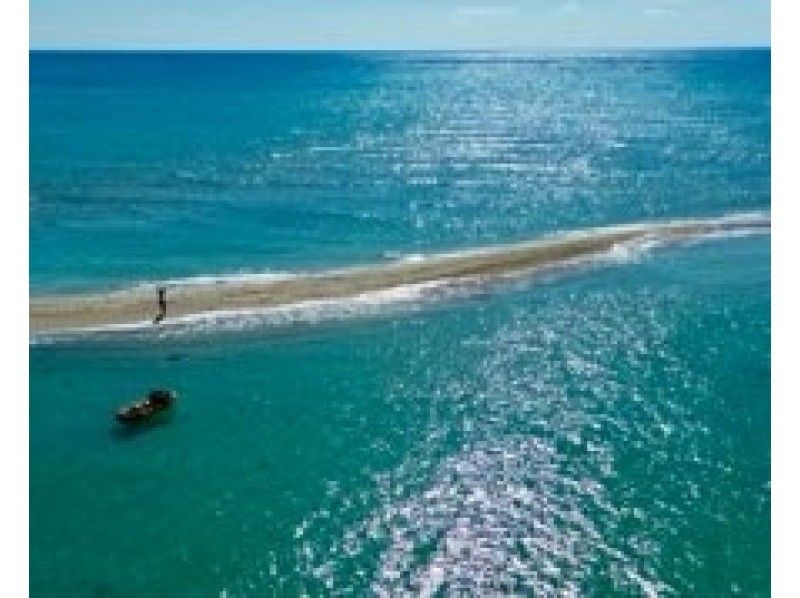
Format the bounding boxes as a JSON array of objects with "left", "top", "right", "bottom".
[{"left": 30, "top": 0, "right": 770, "bottom": 50}]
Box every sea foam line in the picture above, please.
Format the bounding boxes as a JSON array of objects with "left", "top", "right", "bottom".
[{"left": 29, "top": 211, "right": 769, "bottom": 344}]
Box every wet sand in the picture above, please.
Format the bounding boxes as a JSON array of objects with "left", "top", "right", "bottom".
[{"left": 29, "top": 214, "right": 769, "bottom": 334}]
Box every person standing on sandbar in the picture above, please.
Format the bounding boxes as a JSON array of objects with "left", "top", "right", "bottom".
[{"left": 153, "top": 286, "right": 167, "bottom": 324}]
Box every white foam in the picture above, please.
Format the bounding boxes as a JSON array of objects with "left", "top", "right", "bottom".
[{"left": 382, "top": 251, "right": 427, "bottom": 263}]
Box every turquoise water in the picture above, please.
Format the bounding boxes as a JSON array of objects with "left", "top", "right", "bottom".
[
  {"left": 30, "top": 51, "right": 769, "bottom": 595},
  {"left": 30, "top": 50, "right": 768, "bottom": 293}
]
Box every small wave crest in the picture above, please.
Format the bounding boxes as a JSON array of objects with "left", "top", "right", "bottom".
[{"left": 124, "top": 270, "right": 300, "bottom": 295}]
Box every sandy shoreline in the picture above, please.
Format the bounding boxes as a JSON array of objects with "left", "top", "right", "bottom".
[{"left": 30, "top": 214, "right": 769, "bottom": 334}]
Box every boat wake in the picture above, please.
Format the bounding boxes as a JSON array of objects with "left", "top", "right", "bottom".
[{"left": 30, "top": 211, "right": 769, "bottom": 344}]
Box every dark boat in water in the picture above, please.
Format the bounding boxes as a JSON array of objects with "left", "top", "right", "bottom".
[{"left": 115, "top": 390, "right": 176, "bottom": 425}]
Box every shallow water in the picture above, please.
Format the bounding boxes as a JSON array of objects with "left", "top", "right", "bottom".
[{"left": 30, "top": 50, "right": 770, "bottom": 595}]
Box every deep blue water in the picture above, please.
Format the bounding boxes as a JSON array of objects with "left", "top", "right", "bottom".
[
  {"left": 30, "top": 50, "right": 768, "bottom": 293},
  {"left": 30, "top": 50, "right": 770, "bottom": 595}
]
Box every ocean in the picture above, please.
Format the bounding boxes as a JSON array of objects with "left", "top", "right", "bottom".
[{"left": 30, "top": 50, "right": 770, "bottom": 595}]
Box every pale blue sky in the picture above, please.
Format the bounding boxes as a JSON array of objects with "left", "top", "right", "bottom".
[{"left": 30, "top": 0, "right": 770, "bottom": 50}]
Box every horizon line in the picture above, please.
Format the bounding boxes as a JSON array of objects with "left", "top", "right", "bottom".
[{"left": 30, "top": 43, "right": 771, "bottom": 53}]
